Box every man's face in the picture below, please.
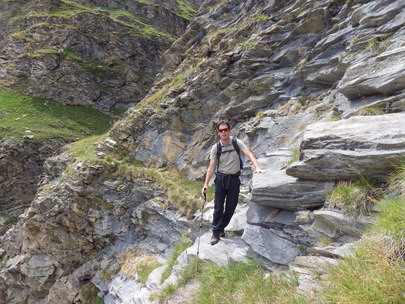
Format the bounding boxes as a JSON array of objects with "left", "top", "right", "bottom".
[{"left": 217, "top": 124, "right": 230, "bottom": 140}]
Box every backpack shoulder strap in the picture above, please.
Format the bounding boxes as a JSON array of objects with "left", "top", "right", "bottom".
[
  {"left": 232, "top": 138, "right": 243, "bottom": 170},
  {"left": 216, "top": 141, "right": 222, "bottom": 172},
  {"left": 231, "top": 138, "right": 240, "bottom": 156}
]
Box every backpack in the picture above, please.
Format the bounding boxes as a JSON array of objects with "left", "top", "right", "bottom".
[{"left": 216, "top": 137, "right": 243, "bottom": 173}]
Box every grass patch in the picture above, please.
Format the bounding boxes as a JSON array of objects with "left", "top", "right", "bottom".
[
  {"left": 81, "top": 60, "right": 120, "bottom": 75},
  {"left": 27, "top": 0, "right": 175, "bottom": 41},
  {"left": 175, "top": 0, "right": 197, "bottom": 20},
  {"left": 317, "top": 161, "right": 405, "bottom": 303},
  {"left": 356, "top": 105, "right": 387, "bottom": 116},
  {"left": 177, "top": 259, "right": 309, "bottom": 304},
  {"left": 326, "top": 180, "right": 379, "bottom": 218},
  {"left": 319, "top": 232, "right": 405, "bottom": 304},
  {"left": 372, "top": 165, "right": 405, "bottom": 242},
  {"left": 160, "top": 238, "right": 193, "bottom": 283},
  {"left": 0, "top": 89, "right": 114, "bottom": 142},
  {"left": 79, "top": 282, "right": 104, "bottom": 304},
  {"left": 120, "top": 248, "right": 162, "bottom": 284},
  {"left": 286, "top": 147, "right": 301, "bottom": 166},
  {"left": 388, "top": 162, "right": 405, "bottom": 197}
]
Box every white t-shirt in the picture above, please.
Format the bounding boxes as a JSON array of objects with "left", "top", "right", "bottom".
[{"left": 210, "top": 137, "right": 247, "bottom": 175}]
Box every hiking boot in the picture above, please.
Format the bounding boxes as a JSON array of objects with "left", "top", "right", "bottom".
[
  {"left": 219, "top": 231, "right": 225, "bottom": 238},
  {"left": 210, "top": 235, "right": 220, "bottom": 245}
]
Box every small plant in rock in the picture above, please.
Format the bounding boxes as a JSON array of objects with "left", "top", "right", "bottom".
[
  {"left": 326, "top": 180, "right": 378, "bottom": 218},
  {"left": 364, "top": 35, "right": 393, "bottom": 55},
  {"left": 120, "top": 249, "right": 162, "bottom": 284},
  {"left": 388, "top": 162, "right": 405, "bottom": 197},
  {"left": 160, "top": 237, "right": 193, "bottom": 284},
  {"left": 286, "top": 147, "right": 301, "bottom": 166},
  {"left": 356, "top": 105, "right": 386, "bottom": 116},
  {"left": 79, "top": 282, "right": 104, "bottom": 304},
  {"left": 317, "top": 237, "right": 332, "bottom": 247}
]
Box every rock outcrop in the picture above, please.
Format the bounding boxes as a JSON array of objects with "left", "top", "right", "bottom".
[
  {"left": 0, "top": 139, "right": 66, "bottom": 234},
  {"left": 286, "top": 113, "right": 405, "bottom": 182},
  {"left": 110, "top": 0, "right": 405, "bottom": 179},
  {"left": 0, "top": 0, "right": 196, "bottom": 113}
]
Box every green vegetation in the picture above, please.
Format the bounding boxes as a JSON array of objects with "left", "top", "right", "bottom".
[
  {"left": 320, "top": 173, "right": 405, "bottom": 303},
  {"left": 160, "top": 237, "right": 193, "bottom": 283},
  {"left": 159, "top": 258, "right": 308, "bottom": 304},
  {"left": 356, "top": 105, "right": 387, "bottom": 116},
  {"left": 133, "top": 62, "right": 204, "bottom": 110},
  {"left": 175, "top": 0, "right": 197, "bottom": 20},
  {"left": 0, "top": 89, "right": 114, "bottom": 142},
  {"left": 20, "top": 0, "right": 175, "bottom": 41},
  {"left": 316, "top": 237, "right": 332, "bottom": 247},
  {"left": 120, "top": 249, "right": 162, "bottom": 283},
  {"left": 79, "top": 282, "right": 104, "bottom": 304},
  {"left": 365, "top": 35, "right": 392, "bottom": 55},
  {"left": 388, "top": 162, "right": 405, "bottom": 197},
  {"left": 286, "top": 147, "right": 301, "bottom": 166},
  {"left": 320, "top": 232, "right": 405, "bottom": 303},
  {"left": 326, "top": 180, "right": 379, "bottom": 218},
  {"left": 67, "top": 136, "right": 204, "bottom": 216}
]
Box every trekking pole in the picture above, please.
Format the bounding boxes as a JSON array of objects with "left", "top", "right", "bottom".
[{"left": 197, "top": 192, "right": 206, "bottom": 257}]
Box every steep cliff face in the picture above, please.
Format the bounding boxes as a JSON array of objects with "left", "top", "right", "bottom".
[
  {"left": 0, "top": 0, "right": 197, "bottom": 113},
  {"left": 0, "top": 0, "right": 197, "bottom": 240},
  {"left": 0, "top": 0, "right": 404, "bottom": 303},
  {"left": 111, "top": 0, "right": 405, "bottom": 178}
]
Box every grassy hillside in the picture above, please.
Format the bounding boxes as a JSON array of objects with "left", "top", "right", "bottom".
[{"left": 0, "top": 89, "right": 114, "bottom": 142}]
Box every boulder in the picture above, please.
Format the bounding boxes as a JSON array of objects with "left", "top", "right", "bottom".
[
  {"left": 242, "top": 224, "right": 301, "bottom": 265},
  {"left": 287, "top": 113, "right": 405, "bottom": 182},
  {"left": 307, "top": 210, "right": 372, "bottom": 238},
  {"left": 246, "top": 200, "right": 296, "bottom": 227},
  {"left": 251, "top": 171, "right": 334, "bottom": 210},
  {"left": 338, "top": 47, "right": 405, "bottom": 100}
]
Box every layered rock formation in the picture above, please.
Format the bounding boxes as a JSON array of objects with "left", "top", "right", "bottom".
[
  {"left": 0, "top": 139, "right": 65, "bottom": 234},
  {"left": 0, "top": 0, "right": 197, "bottom": 113},
  {"left": 1, "top": 0, "right": 404, "bottom": 303}
]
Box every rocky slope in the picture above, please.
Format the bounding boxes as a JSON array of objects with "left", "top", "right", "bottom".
[
  {"left": 0, "top": 0, "right": 404, "bottom": 303},
  {"left": 0, "top": 0, "right": 198, "bottom": 113},
  {"left": 0, "top": 0, "right": 198, "bottom": 238}
]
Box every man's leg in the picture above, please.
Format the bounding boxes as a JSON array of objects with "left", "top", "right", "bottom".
[
  {"left": 212, "top": 178, "right": 226, "bottom": 237},
  {"left": 218, "top": 175, "right": 240, "bottom": 232},
  {"left": 211, "top": 177, "right": 226, "bottom": 245}
]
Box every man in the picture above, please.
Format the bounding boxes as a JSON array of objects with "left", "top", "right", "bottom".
[{"left": 202, "top": 120, "right": 264, "bottom": 245}]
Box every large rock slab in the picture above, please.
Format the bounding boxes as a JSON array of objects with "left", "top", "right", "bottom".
[
  {"left": 286, "top": 113, "right": 405, "bottom": 182},
  {"left": 251, "top": 171, "right": 334, "bottom": 210},
  {"left": 246, "top": 200, "right": 296, "bottom": 227},
  {"left": 338, "top": 47, "right": 405, "bottom": 100},
  {"left": 307, "top": 210, "right": 372, "bottom": 238},
  {"left": 242, "top": 224, "right": 301, "bottom": 265}
]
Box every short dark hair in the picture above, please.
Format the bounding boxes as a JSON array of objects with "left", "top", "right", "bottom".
[{"left": 216, "top": 120, "right": 231, "bottom": 131}]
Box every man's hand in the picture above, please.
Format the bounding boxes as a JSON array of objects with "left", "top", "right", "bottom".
[
  {"left": 202, "top": 186, "right": 208, "bottom": 197},
  {"left": 253, "top": 169, "right": 265, "bottom": 174}
]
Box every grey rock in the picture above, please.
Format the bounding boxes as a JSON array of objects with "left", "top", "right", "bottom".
[
  {"left": 242, "top": 224, "right": 301, "bottom": 265},
  {"left": 246, "top": 200, "right": 296, "bottom": 226},
  {"left": 251, "top": 170, "right": 334, "bottom": 210},
  {"left": 179, "top": 232, "right": 249, "bottom": 267},
  {"left": 307, "top": 242, "right": 356, "bottom": 258},
  {"left": 307, "top": 210, "right": 372, "bottom": 238},
  {"left": 338, "top": 47, "right": 405, "bottom": 100},
  {"left": 287, "top": 113, "right": 405, "bottom": 182}
]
